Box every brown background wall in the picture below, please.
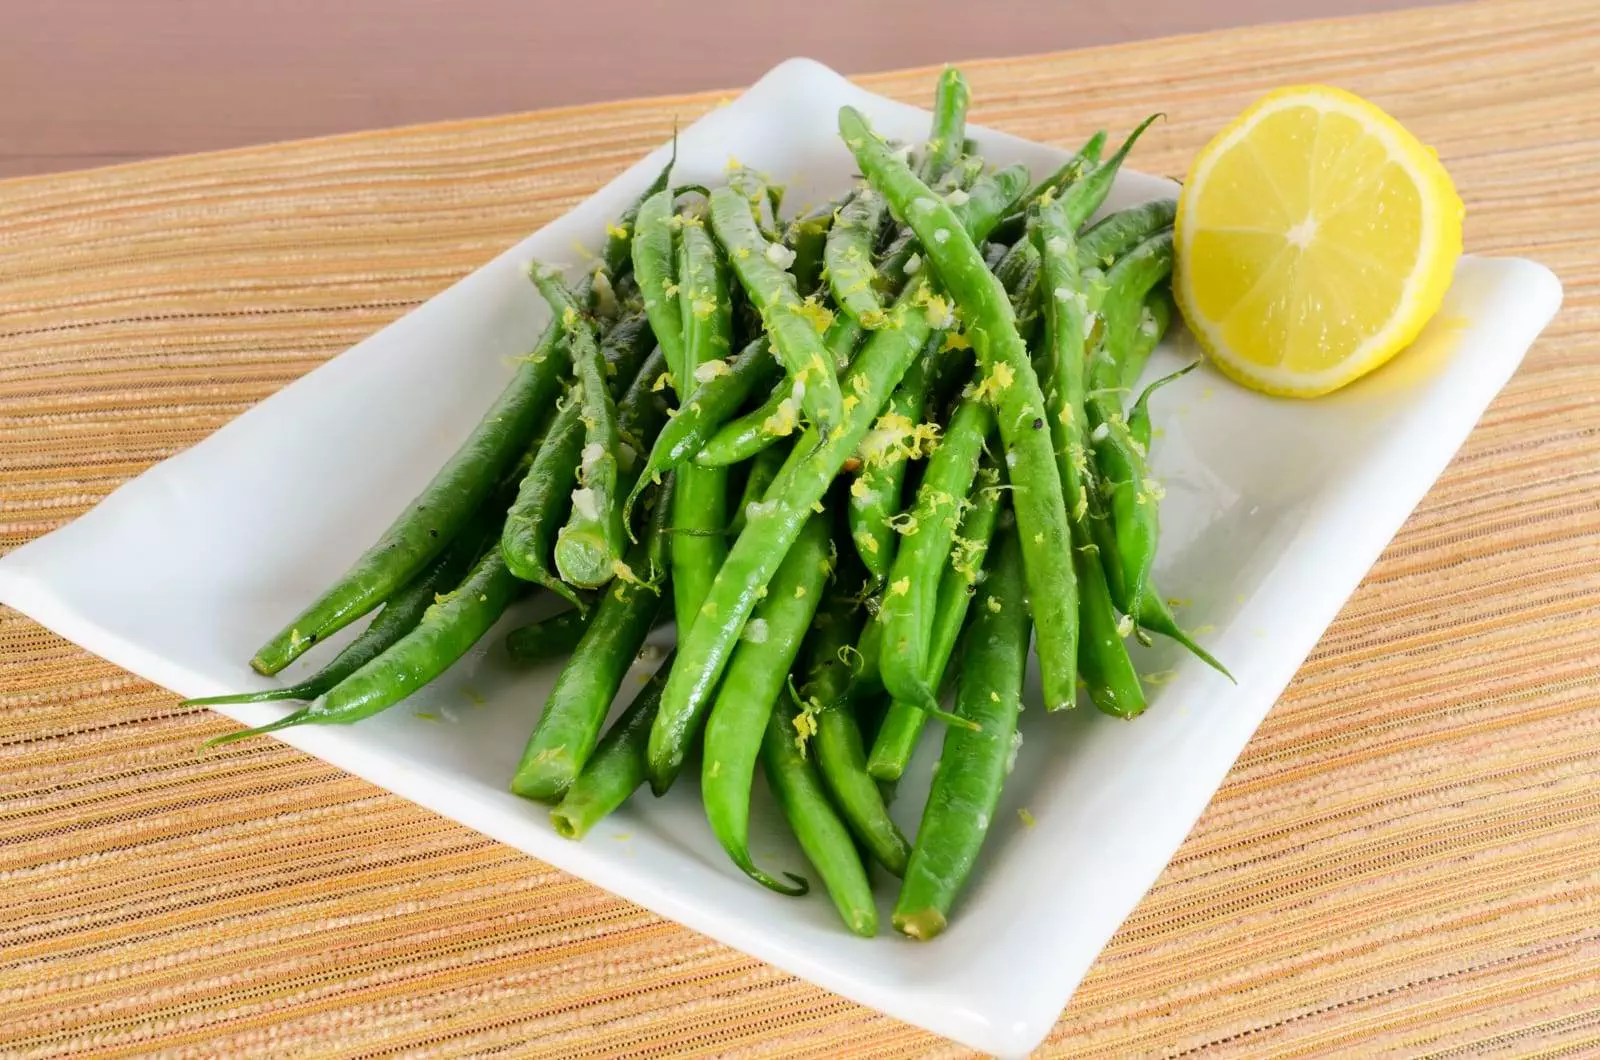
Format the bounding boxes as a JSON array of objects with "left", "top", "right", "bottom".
[{"left": 0, "top": 0, "right": 1448, "bottom": 179}]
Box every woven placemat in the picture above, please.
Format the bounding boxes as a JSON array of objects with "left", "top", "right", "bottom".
[{"left": 4, "top": 0, "right": 1599, "bottom": 1055}]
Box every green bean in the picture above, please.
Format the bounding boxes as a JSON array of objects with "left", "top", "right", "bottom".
[
  {"left": 1127, "top": 359, "right": 1194, "bottom": 453},
  {"left": 548, "top": 650, "right": 674, "bottom": 839},
  {"left": 917, "top": 66, "right": 971, "bottom": 185},
  {"left": 708, "top": 186, "right": 844, "bottom": 432},
  {"left": 250, "top": 318, "right": 568, "bottom": 676},
  {"left": 504, "top": 606, "right": 593, "bottom": 666},
  {"left": 1033, "top": 197, "right": 1146, "bottom": 715},
  {"left": 726, "top": 166, "right": 783, "bottom": 242},
  {"left": 1077, "top": 198, "right": 1176, "bottom": 274},
  {"left": 846, "top": 332, "right": 947, "bottom": 588},
  {"left": 989, "top": 129, "right": 1107, "bottom": 245},
  {"left": 527, "top": 265, "right": 630, "bottom": 589},
  {"left": 993, "top": 237, "right": 1044, "bottom": 343},
  {"left": 511, "top": 496, "right": 671, "bottom": 802},
  {"left": 647, "top": 176, "right": 1023, "bottom": 794},
  {"left": 875, "top": 163, "right": 1030, "bottom": 294},
  {"left": 1084, "top": 232, "right": 1173, "bottom": 620},
  {"left": 671, "top": 212, "right": 735, "bottom": 632},
  {"left": 893, "top": 519, "right": 1029, "bottom": 939},
  {"left": 501, "top": 314, "right": 654, "bottom": 605},
  {"left": 624, "top": 334, "right": 780, "bottom": 519},
  {"left": 825, "top": 187, "right": 889, "bottom": 327},
  {"left": 614, "top": 347, "right": 672, "bottom": 485},
  {"left": 193, "top": 511, "right": 487, "bottom": 709},
  {"left": 841, "top": 105, "right": 1079, "bottom": 712},
  {"left": 692, "top": 378, "right": 804, "bottom": 466},
  {"left": 876, "top": 393, "right": 994, "bottom": 712},
  {"left": 727, "top": 442, "right": 788, "bottom": 538},
  {"left": 1093, "top": 231, "right": 1173, "bottom": 395},
  {"left": 1073, "top": 511, "right": 1147, "bottom": 717},
  {"left": 631, "top": 189, "right": 685, "bottom": 379},
  {"left": 783, "top": 205, "right": 833, "bottom": 295},
  {"left": 1121, "top": 285, "right": 1178, "bottom": 397},
  {"left": 803, "top": 590, "right": 910, "bottom": 877},
  {"left": 699, "top": 513, "right": 831, "bottom": 889},
  {"left": 1057, "top": 115, "right": 1161, "bottom": 233},
  {"left": 763, "top": 693, "right": 876, "bottom": 936},
  {"left": 694, "top": 312, "right": 865, "bottom": 467},
  {"left": 217, "top": 522, "right": 526, "bottom": 742},
  {"left": 602, "top": 151, "right": 674, "bottom": 283},
  {"left": 867, "top": 459, "right": 1002, "bottom": 781}
]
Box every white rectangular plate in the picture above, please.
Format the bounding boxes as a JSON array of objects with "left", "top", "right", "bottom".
[{"left": 0, "top": 59, "right": 1562, "bottom": 1057}]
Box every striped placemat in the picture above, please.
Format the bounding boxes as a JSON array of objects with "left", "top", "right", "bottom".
[{"left": 4, "top": 0, "right": 1598, "bottom": 1054}]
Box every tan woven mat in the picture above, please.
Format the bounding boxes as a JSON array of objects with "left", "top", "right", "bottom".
[{"left": 4, "top": 0, "right": 1599, "bottom": 1054}]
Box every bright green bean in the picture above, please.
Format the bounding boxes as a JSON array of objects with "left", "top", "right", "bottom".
[
  {"left": 699, "top": 513, "right": 831, "bottom": 889},
  {"left": 841, "top": 105, "right": 1079, "bottom": 711},
  {"left": 804, "top": 590, "right": 910, "bottom": 877},
  {"left": 646, "top": 172, "right": 1024, "bottom": 793},
  {"left": 631, "top": 189, "right": 685, "bottom": 378},
  {"left": 529, "top": 265, "right": 627, "bottom": 589},
  {"left": 708, "top": 187, "right": 844, "bottom": 432},
  {"left": 876, "top": 393, "right": 994, "bottom": 713},
  {"left": 511, "top": 498, "right": 671, "bottom": 802},
  {"left": 866, "top": 459, "right": 1002, "bottom": 781},
  {"left": 763, "top": 694, "right": 876, "bottom": 936},
  {"left": 548, "top": 650, "right": 675, "bottom": 839},
  {"left": 916, "top": 67, "right": 971, "bottom": 185},
  {"left": 250, "top": 318, "right": 567, "bottom": 675},
  {"left": 825, "top": 188, "right": 888, "bottom": 327},
  {"left": 893, "top": 519, "right": 1029, "bottom": 939}
]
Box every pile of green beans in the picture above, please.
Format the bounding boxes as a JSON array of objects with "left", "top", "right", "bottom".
[{"left": 202, "top": 67, "right": 1228, "bottom": 940}]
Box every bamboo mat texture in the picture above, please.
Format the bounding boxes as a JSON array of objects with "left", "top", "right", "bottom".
[{"left": 4, "top": 0, "right": 1599, "bottom": 1055}]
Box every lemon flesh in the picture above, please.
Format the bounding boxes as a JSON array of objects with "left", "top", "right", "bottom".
[{"left": 1175, "top": 85, "right": 1463, "bottom": 397}]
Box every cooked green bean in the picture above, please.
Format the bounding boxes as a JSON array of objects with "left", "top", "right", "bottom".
[
  {"left": 511, "top": 495, "right": 671, "bottom": 802},
  {"left": 250, "top": 318, "right": 568, "bottom": 676},
  {"left": 1034, "top": 196, "right": 1146, "bottom": 715},
  {"left": 841, "top": 105, "right": 1080, "bottom": 712},
  {"left": 1058, "top": 115, "right": 1161, "bottom": 232},
  {"left": 867, "top": 459, "right": 1002, "bottom": 781},
  {"left": 708, "top": 186, "right": 844, "bottom": 432},
  {"left": 825, "top": 187, "right": 888, "bottom": 327},
  {"left": 631, "top": 188, "right": 685, "bottom": 379},
  {"left": 529, "top": 267, "right": 633, "bottom": 589},
  {"left": 699, "top": 513, "right": 831, "bottom": 889},
  {"left": 1084, "top": 232, "right": 1173, "bottom": 620},
  {"left": 602, "top": 152, "right": 675, "bottom": 283},
  {"left": 624, "top": 334, "right": 780, "bottom": 519},
  {"left": 763, "top": 694, "right": 876, "bottom": 936},
  {"left": 695, "top": 314, "right": 866, "bottom": 467},
  {"left": 218, "top": 522, "right": 527, "bottom": 742},
  {"left": 989, "top": 129, "right": 1107, "bottom": 245},
  {"left": 876, "top": 393, "right": 994, "bottom": 713},
  {"left": 548, "top": 650, "right": 674, "bottom": 839},
  {"left": 1122, "top": 285, "right": 1178, "bottom": 397},
  {"left": 894, "top": 519, "right": 1028, "bottom": 939},
  {"left": 917, "top": 67, "right": 971, "bottom": 185},
  {"left": 1128, "top": 359, "right": 1194, "bottom": 453},
  {"left": 502, "top": 314, "right": 655, "bottom": 605},
  {"left": 804, "top": 590, "right": 910, "bottom": 877},
  {"left": 846, "top": 332, "right": 948, "bottom": 588},
  {"left": 727, "top": 442, "right": 788, "bottom": 538},
  {"left": 672, "top": 211, "right": 735, "bottom": 632},
  {"left": 1077, "top": 198, "right": 1177, "bottom": 274},
  {"left": 784, "top": 205, "right": 834, "bottom": 295},
  {"left": 504, "top": 606, "right": 593, "bottom": 666},
  {"left": 646, "top": 170, "right": 1027, "bottom": 791}
]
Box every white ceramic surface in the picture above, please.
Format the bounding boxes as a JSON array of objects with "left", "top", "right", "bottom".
[{"left": 0, "top": 59, "right": 1562, "bottom": 1057}]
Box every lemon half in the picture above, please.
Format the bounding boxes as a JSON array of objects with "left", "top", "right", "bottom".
[{"left": 1174, "top": 85, "right": 1463, "bottom": 397}]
